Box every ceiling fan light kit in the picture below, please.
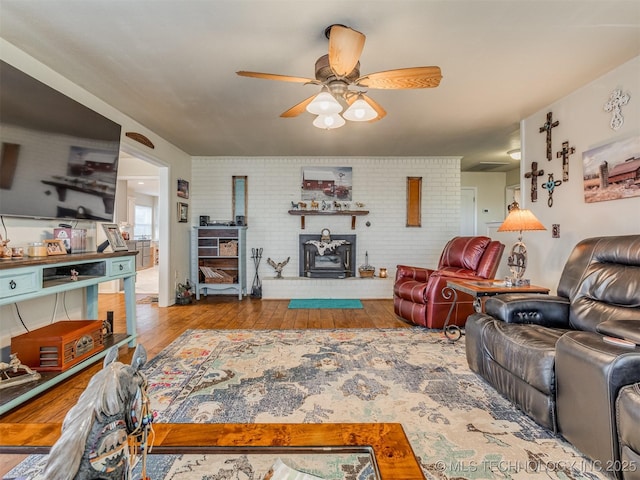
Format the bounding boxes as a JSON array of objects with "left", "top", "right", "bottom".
[
  {"left": 306, "top": 90, "right": 343, "bottom": 115},
  {"left": 237, "top": 24, "right": 442, "bottom": 130},
  {"left": 343, "top": 95, "right": 378, "bottom": 122},
  {"left": 313, "top": 113, "right": 346, "bottom": 130}
]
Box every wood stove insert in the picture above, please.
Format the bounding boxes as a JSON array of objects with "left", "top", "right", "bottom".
[{"left": 299, "top": 233, "right": 356, "bottom": 278}]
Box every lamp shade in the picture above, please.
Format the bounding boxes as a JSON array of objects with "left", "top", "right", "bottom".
[
  {"left": 343, "top": 96, "right": 378, "bottom": 121},
  {"left": 312, "top": 113, "right": 346, "bottom": 130},
  {"left": 306, "top": 91, "right": 343, "bottom": 115},
  {"left": 497, "top": 207, "right": 546, "bottom": 232}
]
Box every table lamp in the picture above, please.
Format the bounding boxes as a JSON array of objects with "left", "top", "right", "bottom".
[{"left": 497, "top": 201, "right": 546, "bottom": 285}]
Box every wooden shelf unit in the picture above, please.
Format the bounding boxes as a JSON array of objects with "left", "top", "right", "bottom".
[{"left": 191, "top": 226, "right": 247, "bottom": 300}]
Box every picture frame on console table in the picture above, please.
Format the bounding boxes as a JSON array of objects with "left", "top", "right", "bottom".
[
  {"left": 44, "top": 239, "right": 67, "bottom": 255},
  {"left": 101, "top": 223, "right": 128, "bottom": 251}
]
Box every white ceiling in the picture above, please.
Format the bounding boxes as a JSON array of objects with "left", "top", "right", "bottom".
[
  {"left": 1, "top": 1, "right": 639, "bottom": 172},
  {"left": 119, "top": 152, "right": 160, "bottom": 197}
]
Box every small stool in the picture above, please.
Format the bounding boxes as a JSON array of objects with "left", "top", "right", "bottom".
[{"left": 556, "top": 331, "right": 640, "bottom": 477}]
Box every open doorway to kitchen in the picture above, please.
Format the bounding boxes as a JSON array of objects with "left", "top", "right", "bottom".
[{"left": 117, "top": 149, "right": 164, "bottom": 300}]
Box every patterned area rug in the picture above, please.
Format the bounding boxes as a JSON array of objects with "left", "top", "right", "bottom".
[{"left": 7, "top": 329, "right": 607, "bottom": 480}]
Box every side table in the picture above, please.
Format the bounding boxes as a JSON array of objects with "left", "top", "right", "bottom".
[{"left": 442, "top": 279, "right": 550, "bottom": 342}]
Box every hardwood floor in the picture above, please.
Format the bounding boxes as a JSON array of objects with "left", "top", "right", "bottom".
[{"left": 0, "top": 294, "right": 412, "bottom": 474}]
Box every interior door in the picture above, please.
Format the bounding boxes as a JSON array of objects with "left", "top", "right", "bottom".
[{"left": 460, "top": 187, "right": 477, "bottom": 235}]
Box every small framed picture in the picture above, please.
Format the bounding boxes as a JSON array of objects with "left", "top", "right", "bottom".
[
  {"left": 177, "top": 179, "right": 189, "bottom": 199},
  {"left": 101, "top": 223, "right": 129, "bottom": 251},
  {"left": 44, "top": 239, "right": 67, "bottom": 256},
  {"left": 178, "top": 202, "right": 189, "bottom": 223}
]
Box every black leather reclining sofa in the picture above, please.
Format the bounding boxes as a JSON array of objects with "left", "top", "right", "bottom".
[{"left": 465, "top": 235, "right": 640, "bottom": 479}]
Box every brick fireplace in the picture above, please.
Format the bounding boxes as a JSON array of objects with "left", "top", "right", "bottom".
[{"left": 299, "top": 233, "right": 356, "bottom": 278}]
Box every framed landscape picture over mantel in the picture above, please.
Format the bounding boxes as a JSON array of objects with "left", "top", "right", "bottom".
[
  {"left": 301, "top": 166, "right": 352, "bottom": 201},
  {"left": 583, "top": 135, "right": 640, "bottom": 203}
]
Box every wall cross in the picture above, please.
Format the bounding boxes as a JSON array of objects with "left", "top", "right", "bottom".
[
  {"left": 524, "top": 161, "right": 544, "bottom": 203},
  {"left": 539, "top": 111, "right": 559, "bottom": 161},
  {"left": 556, "top": 141, "right": 575, "bottom": 182},
  {"left": 542, "top": 173, "right": 562, "bottom": 207},
  {"left": 604, "top": 88, "right": 630, "bottom": 130}
]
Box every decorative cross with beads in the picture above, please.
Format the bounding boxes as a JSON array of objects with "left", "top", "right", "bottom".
[
  {"left": 556, "top": 141, "right": 575, "bottom": 182},
  {"left": 542, "top": 173, "right": 562, "bottom": 207},
  {"left": 539, "top": 111, "right": 559, "bottom": 161},
  {"left": 524, "top": 161, "right": 544, "bottom": 203}
]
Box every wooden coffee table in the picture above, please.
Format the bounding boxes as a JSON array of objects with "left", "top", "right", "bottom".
[{"left": 0, "top": 422, "right": 425, "bottom": 479}]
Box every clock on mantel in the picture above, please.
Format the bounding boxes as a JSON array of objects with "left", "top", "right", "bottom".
[{"left": 288, "top": 209, "right": 369, "bottom": 230}]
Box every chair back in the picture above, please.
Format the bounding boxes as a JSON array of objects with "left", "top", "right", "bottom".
[
  {"left": 476, "top": 241, "right": 505, "bottom": 279},
  {"left": 557, "top": 235, "right": 640, "bottom": 332},
  {"left": 438, "top": 236, "right": 502, "bottom": 278}
]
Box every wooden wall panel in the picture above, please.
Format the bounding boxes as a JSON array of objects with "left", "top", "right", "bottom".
[{"left": 406, "top": 176, "right": 422, "bottom": 227}]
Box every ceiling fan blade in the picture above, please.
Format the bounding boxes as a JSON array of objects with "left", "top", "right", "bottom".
[
  {"left": 280, "top": 94, "right": 317, "bottom": 117},
  {"left": 355, "top": 66, "right": 442, "bottom": 89},
  {"left": 328, "top": 25, "right": 366, "bottom": 77},
  {"left": 237, "top": 71, "right": 316, "bottom": 84},
  {"left": 360, "top": 94, "right": 387, "bottom": 122}
]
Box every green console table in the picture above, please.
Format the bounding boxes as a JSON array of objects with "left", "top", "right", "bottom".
[{"left": 0, "top": 251, "right": 138, "bottom": 415}]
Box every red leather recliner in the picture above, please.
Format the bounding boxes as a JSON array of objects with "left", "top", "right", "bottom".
[{"left": 393, "top": 236, "right": 505, "bottom": 329}]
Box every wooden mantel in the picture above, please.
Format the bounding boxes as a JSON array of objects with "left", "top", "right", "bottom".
[{"left": 288, "top": 210, "right": 369, "bottom": 230}]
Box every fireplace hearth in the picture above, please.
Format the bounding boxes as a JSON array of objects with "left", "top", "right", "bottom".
[{"left": 299, "top": 233, "right": 356, "bottom": 278}]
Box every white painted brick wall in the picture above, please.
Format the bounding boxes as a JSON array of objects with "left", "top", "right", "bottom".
[{"left": 191, "top": 157, "right": 461, "bottom": 296}]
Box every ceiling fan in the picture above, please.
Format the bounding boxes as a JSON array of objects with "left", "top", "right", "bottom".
[{"left": 236, "top": 24, "right": 442, "bottom": 129}]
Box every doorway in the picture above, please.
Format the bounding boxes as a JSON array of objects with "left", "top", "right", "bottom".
[
  {"left": 117, "top": 147, "right": 168, "bottom": 304},
  {"left": 505, "top": 184, "right": 521, "bottom": 213}
]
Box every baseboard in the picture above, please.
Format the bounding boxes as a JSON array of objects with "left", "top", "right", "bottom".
[{"left": 261, "top": 276, "right": 393, "bottom": 299}]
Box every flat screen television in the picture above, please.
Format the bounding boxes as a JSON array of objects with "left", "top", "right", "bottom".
[{"left": 0, "top": 60, "right": 122, "bottom": 221}]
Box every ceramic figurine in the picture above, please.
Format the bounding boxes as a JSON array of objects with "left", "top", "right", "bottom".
[
  {"left": 0, "top": 233, "right": 10, "bottom": 259},
  {"left": 0, "top": 354, "right": 41, "bottom": 389},
  {"left": 267, "top": 257, "right": 290, "bottom": 279}
]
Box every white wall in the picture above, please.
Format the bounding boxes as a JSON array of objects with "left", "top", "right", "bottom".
[
  {"left": 191, "top": 157, "right": 462, "bottom": 287},
  {"left": 516, "top": 55, "right": 640, "bottom": 291},
  {"left": 0, "top": 40, "right": 191, "bottom": 352},
  {"left": 461, "top": 171, "right": 508, "bottom": 231},
  {"left": 505, "top": 168, "right": 520, "bottom": 189}
]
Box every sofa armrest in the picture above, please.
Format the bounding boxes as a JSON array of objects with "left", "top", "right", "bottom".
[
  {"left": 484, "top": 293, "right": 571, "bottom": 328},
  {"left": 395, "top": 265, "right": 435, "bottom": 283},
  {"left": 596, "top": 320, "right": 640, "bottom": 346}
]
